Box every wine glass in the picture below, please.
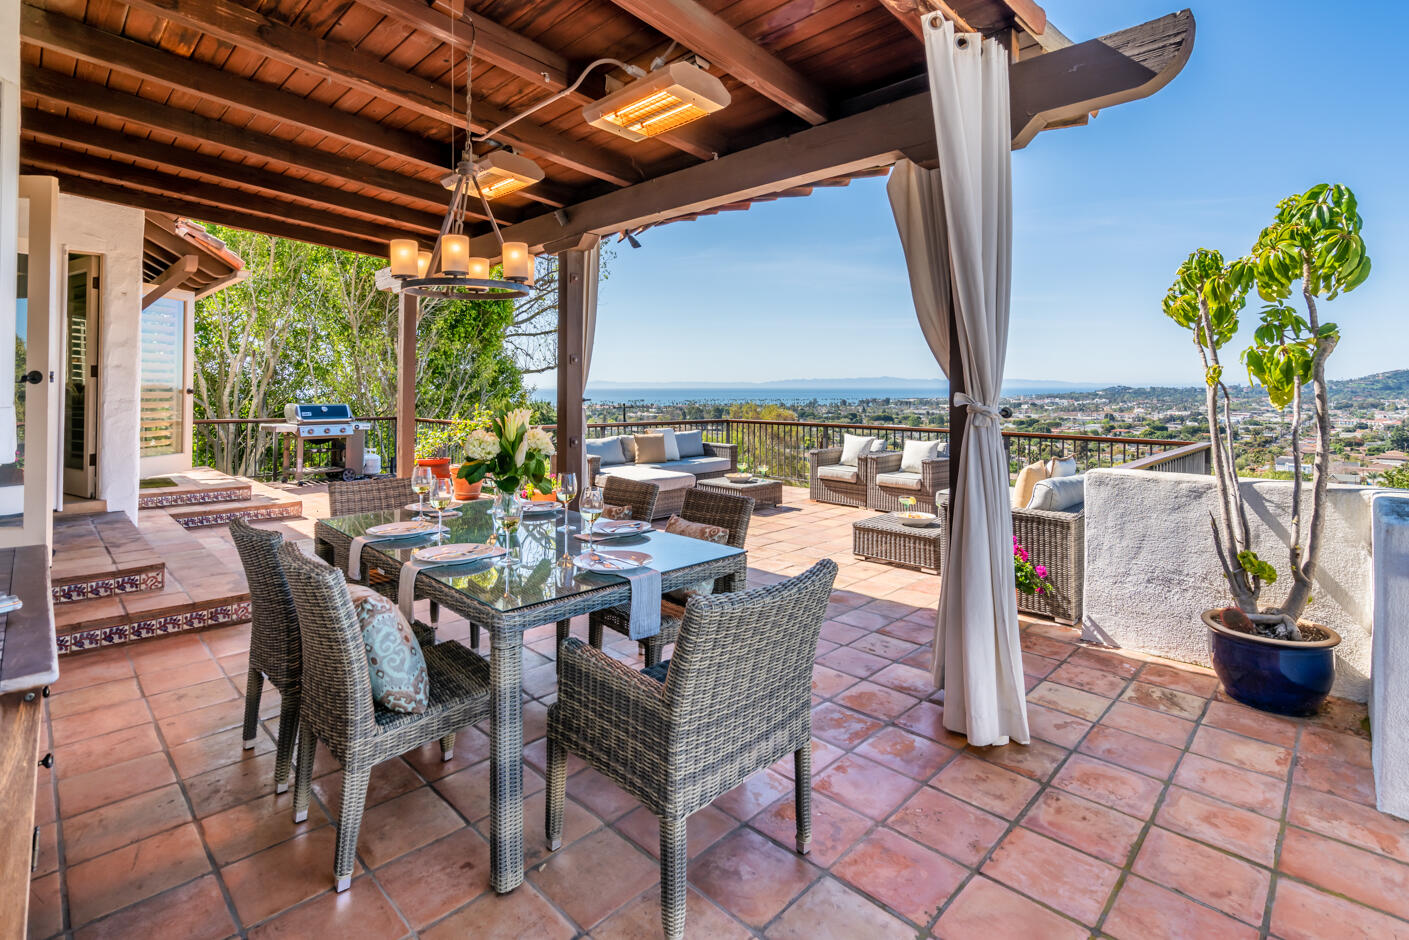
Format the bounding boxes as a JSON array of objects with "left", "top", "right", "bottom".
[
  {"left": 411, "top": 465, "right": 433, "bottom": 516},
  {"left": 428, "top": 476, "right": 454, "bottom": 544},
  {"left": 579, "top": 486, "right": 604, "bottom": 544},
  {"left": 556, "top": 472, "right": 578, "bottom": 533}
]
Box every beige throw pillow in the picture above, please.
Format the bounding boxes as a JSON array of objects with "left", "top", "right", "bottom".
[
  {"left": 1046, "top": 455, "right": 1078, "bottom": 479},
  {"left": 633, "top": 432, "right": 668, "bottom": 463},
  {"left": 900, "top": 439, "right": 941, "bottom": 474},
  {"left": 1013, "top": 460, "right": 1049, "bottom": 510},
  {"left": 664, "top": 515, "right": 729, "bottom": 601},
  {"left": 840, "top": 433, "right": 877, "bottom": 467}
]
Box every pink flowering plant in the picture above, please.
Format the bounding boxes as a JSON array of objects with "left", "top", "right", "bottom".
[{"left": 1013, "top": 536, "right": 1052, "bottom": 596}]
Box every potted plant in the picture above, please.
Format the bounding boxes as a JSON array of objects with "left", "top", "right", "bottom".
[
  {"left": 1162, "top": 183, "right": 1370, "bottom": 715},
  {"left": 457, "top": 407, "right": 556, "bottom": 502},
  {"left": 415, "top": 422, "right": 457, "bottom": 480}
]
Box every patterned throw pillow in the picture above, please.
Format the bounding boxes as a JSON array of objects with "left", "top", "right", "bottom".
[
  {"left": 664, "top": 515, "right": 729, "bottom": 603},
  {"left": 346, "top": 584, "right": 429, "bottom": 714},
  {"left": 602, "top": 504, "right": 633, "bottom": 520}
]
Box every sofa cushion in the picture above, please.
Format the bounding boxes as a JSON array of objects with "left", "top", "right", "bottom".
[
  {"left": 651, "top": 457, "right": 731, "bottom": 476},
  {"left": 347, "top": 584, "right": 429, "bottom": 714},
  {"left": 1047, "top": 455, "right": 1078, "bottom": 479},
  {"left": 633, "top": 432, "right": 668, "bottom": 463},
  {"left": 597, "top": 464, "right": 696, "bottom": 492},
  {"left": 659, "top": 428, "right": 681, "bottom": 461},
  {"left": 1013, "top": 460, "right": 1049, "bottom": 509},
  {"left": 840, "top": 433, "right": 877, "bottom": 467},
  {"left": 1028, "top": 474, "right": 1085, "bottom": 512},
  {"left": 817, "top": 464, "right": 860, "bottom": 484},
  {"left": 899, "top": 439, "right": 941, "bottom": 474},
  {"left": 674, "top": 429, "right": 706, "bottom": 458},
  {"left": 618, "top": 434, "right": 637, "bottom": 463},
  {"left": 586, "top": 436, "right": 626, "bottom": 466},
  {"left": 876, "top": 470, "right": 923, "bottom": 491}
]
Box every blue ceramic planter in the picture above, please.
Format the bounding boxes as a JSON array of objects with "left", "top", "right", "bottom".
[{"left": 1203, "top": 610, "right": 1340, "bottom": 717}]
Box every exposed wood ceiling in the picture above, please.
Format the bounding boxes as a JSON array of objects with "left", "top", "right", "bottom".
[{"left": 18, "top": 0, "right": 1193, "bottom": 256}]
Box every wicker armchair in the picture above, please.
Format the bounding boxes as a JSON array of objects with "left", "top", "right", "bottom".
[
  {"left": 601, "top": 475, "right": 659, "bottom": 522},
  {"left": 278, "top": 544, "right": 492, "bottom": 892},
  {"left": 588, "top": 487, "right": 754, "bottom": 667},
  {"left": 547, "top": 558, "right": 837, "bottom": 940},
  {"left": 865, "top": 450, "right": 950, "bottom": 513},
  {"left": 326, "top": 476, "right": 454, "bottom": 645},
  {"left": 807, "top": 446, "right": 871, "bottom": 508},
  {"left": 940, "top": 496, "right": 1085, "bottom": 624},
  {"left": 230, "top": 519, "right": 302, "bottom": 793}
]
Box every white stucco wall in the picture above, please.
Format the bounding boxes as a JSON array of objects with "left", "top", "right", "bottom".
[
  {"left": 1081, "top": 468, "right": 1382, "bottom": 701},
  {"left": 1370, "top": 494, "right": 1409, "bottom": 818},
  {"left": 57, "top": 194, "right": 145, "bottom": 521}
]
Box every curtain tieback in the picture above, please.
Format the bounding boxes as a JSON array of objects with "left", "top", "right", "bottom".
[{"left": 954, "top": 393, "right": 1000, "bottom": 427}]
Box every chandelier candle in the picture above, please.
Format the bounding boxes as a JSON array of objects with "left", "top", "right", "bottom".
[
  {"left": 389, "top": 239, "right": 418, "bottom": 277},
  {"left": 440, "top": 235, "right": 470, "bottom": 276}
]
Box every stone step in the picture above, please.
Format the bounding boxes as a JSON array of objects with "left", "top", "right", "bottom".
[
  {"left": 51, "top": 512, "right": 166, "bottom": 604},
  {"left": 137, "top": 478, "right": 252, "bottom": 509},
  {"left": 165, "top": 496, "right": 303, "bottom": 529},
  {"left": 54, "top": 587, "right": 250, "bottom": 654}
]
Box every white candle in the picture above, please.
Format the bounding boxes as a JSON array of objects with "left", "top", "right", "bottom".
[{"left": 502, "top": 241, "right": 532, "bottom": 281}]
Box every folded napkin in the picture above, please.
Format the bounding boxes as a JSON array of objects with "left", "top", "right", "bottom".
[
  {"left": 348, "top": 525, "right": 445, "bottom": 580},
  {"left": 396, "top": 544, "right": 503, "bottom": 621},
  {"left": 397, "top": 560, "right": 426, "bottom": 623},
  {"left": 624, "top": 565, "right": 663, "bottom": 641}
]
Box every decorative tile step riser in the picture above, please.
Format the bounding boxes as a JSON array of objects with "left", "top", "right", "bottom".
[
  {"left": 137, "top": 486, "right": 252, "bottom": 509},
  {"left": 57, "top": 598, "right": 252, "bottom": 654},
  {"left": 169, "top": 502, "right": 302, "bottom": 528},
  {"left": 52, "top": 567, "right": 165, "bottom": 604}
]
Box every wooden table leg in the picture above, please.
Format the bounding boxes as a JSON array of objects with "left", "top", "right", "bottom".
[{"left": 489, "top": 626, "right": 525, "bottom": 893}]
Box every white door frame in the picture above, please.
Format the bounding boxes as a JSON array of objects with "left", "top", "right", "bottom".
[{"left": 62, "top": 253, "right": 101, "bottom": 499}]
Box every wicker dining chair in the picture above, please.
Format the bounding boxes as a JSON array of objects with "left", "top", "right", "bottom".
[
  {"left": 278, "top": 543, "right": 493, "bottom": 892},
  {"left": 548, "top": 558, "right": 837, "bottom": 940},
  {"left": 587, "top": 487, "right": 754, "bottom": 667},
  {"left": 230, "top": 519, "right": 302, "bottom": 793},
  {"left": 326, "top": 476, "right": 465, "bottom": 647},
  {"left": 601, "top": 475, "right": 659, "bottom": 523}
]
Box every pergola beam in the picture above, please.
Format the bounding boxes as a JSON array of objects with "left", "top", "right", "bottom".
[
  {"left": 20, "top": 141, "right": 422, "bottom": 245},
  {"left": 141, "top": 254, "right": 199, "bottom": 309},
  {"left": 120, "top": 0, "right": 638, "bottom": 185},
  {"left": 29, "top": 169, "right": 388, "bottom": 256},
  {"left": 22, "top": 111, "right": 443, "bottom": 235},
  {"left": 607, "top": 0, "right": 830, "bottom": 124},
  {"left": 1009, "top": 10, "right": 1195, "bottom": 149}
]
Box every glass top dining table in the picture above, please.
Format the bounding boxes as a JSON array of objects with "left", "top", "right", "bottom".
[{"left": 312, "top": 497, "right": 748, "bottom": 894}]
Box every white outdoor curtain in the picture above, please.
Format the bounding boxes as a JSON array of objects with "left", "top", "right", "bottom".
[
  {"left": 577, "top": 237, "right": 601, "bottom": 480},
  {"left": 903, "top": 14, "right": 1028, "bottom": 746},
  {"left": 887, "top": 160, "right": 951, "bottom": 372}
]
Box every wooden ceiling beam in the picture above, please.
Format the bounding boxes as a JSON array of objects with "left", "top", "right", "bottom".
[
  {"left": 354, "top": 0, "right": 724, "bottom": 161},
  {"left": 22, "top": 65, "right": 456, "bottom": 211},
  {"left": 28, "top": 169, "right": 388, "bottom": 255},
  {"left": 1009, "top": 9, "right": 1195, "bottom": 149},
  {"left": 21, "top": 110, "right": 443, "bottom": 234},
  {"left": 21, "top": 141, "right": 421, "bottom": 246},
  {"left": 119, "top": 0, "right": 638, "bottom": 185},
  {"left": 468, "top": 91, "right": 937, "bottom": 257},
  {"left": 607, "top": 0, "right": 830, "bottom": 124}
]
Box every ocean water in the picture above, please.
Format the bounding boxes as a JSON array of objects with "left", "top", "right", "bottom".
[{"left": 533, "top": 384, "right": 950, "bottom": 405}]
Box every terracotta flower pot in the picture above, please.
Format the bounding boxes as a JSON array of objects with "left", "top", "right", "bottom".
[
  {"left": 416, "top": 457, "right": 452, "bottom": 479},
  {"left": 454, "top": 465, "right": 483, "bottom": 501}
]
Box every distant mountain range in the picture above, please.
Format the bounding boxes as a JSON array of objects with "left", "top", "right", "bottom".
[{"left": 587, "top": 376, "right": 1100, "bottom": 394}]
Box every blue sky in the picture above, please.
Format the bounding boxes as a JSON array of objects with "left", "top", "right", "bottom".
[{"left": 591, "top": 0, "right": 1409, "bottom": 388}]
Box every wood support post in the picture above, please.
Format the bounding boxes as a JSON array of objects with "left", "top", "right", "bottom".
[
  {"left": 396, "top": 291, "right": 418, "bottom": 477},
  {"left": 946, "top": 282, "right": 965, "bottom": 528},
  {"left": 556, "top": 250, "right": 589, "bottom": 489}
]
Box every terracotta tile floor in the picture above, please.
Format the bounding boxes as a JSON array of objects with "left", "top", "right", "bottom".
[{"left": 28, "top": 485, "right": 1402, "bottom": 938}]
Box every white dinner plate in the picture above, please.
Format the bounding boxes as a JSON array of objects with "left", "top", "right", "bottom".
[
  {"left": 403, "top": 502, "right": 465, "bottom": 514},
  {"left": 573, "top": 550, "right": 653, "bottom": 573},
  {"left": 412, "top": 543, "right": 505, "bottom": 565},
  {"left": 412, "top": 508, "right": 461, "bottom": 519},
  {"left": 366, "top": 520, "right": 446, "bottom": 538}
]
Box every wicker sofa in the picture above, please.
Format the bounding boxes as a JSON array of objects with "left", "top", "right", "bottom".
[
  {"left": 940, "top": 491, "right": 1085, "bottom": 624},
  {"left": 865, "top": 449, "right": 950, "bottom": 513},
  {"left": 587, "top": 431, "right": 738, "bottom": 519}
]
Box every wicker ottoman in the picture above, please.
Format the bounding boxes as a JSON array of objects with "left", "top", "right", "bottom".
[
  {"left": 695, "top": 476, "right": 783, "bottom": 508},
  {"left": 853, "top": 513, "right": 942, "bottom": 574}
]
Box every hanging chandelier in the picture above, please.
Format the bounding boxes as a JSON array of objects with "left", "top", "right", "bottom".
[{"left": 388, "top": 16, "right": 536, "bottom": 300}]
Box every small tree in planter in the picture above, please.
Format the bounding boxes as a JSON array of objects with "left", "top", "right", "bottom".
[{"left": 1163, "top": 183, "right": 1370, "bottom": 714}]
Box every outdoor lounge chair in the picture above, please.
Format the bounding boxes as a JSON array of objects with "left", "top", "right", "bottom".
[
  {"left": 807, "top": 445, "right": 875, "bottom": 508},
  {"left": 279, "top": 544, "right": 492, "bottom": 892},
  {"left": 547, "top": 558, "right": 837, "bottom": 940},
  {"left": 865, "top": 447, "right": 951, "bottom": 513},
  {"left": 587, "top": 487, "right": 754, "bottom": 667}
]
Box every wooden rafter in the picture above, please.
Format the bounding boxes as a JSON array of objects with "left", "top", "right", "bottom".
[
  {"left": 27, "top": 169, "right": 389, "bottom": 256},
  {"left": 20, "top": 142, "right": 419, "bottom": 246},
  {"left": 118, "top": 0, "right": 638, "bottom": 185},
  {"left": 607, "top": 0, "right": 830, "bottom": 125},
  {"left": 141, "top": 254, "right": 198, "bottom": 309},
  {"left": 355, "top": 0, "right": 725, "bottom": 160},
  {"left": 1009, "top": 10, "right": 1195, "bottom": 149},
  {"left": 22, "top": 111, "right": 443, "bottom": 234}
]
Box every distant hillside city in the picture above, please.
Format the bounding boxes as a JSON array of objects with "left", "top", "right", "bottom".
[{"left": 582, "top": 370, "right": 1409, "bottom": 486}]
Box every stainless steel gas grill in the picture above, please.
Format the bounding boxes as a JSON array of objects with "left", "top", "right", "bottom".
[{"left": 265, "top": 403, "right": 372, "bottom": 483}]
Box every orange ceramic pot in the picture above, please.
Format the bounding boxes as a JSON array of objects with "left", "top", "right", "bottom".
[
  {"left": 454, "top": 465, "right": 483, "bottom": 501},
  {"left": 416, "top": 457, "right": 452, "bottom": 479}
]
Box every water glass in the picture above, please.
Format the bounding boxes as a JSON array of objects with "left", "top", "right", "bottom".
[
  {"left": 428, "top": 476, "right": 454, "bottom": 544},
  {"left": 579, "top": 486, "right": 604, "bottom": 542},
  {"left": 557, "top": 472, "right": 578, "bottom": 533}
]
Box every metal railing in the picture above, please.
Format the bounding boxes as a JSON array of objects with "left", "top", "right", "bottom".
[{"left": 192, "top": 414, "right": 1205, "bottom": 486}]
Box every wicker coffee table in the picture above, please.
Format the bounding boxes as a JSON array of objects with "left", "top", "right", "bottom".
[
  {"left": 695, "top": 476, "right": 783, "bottom": 508},
  {"left": 853, "top": 512, "right": 942, "bottom": 574}
]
